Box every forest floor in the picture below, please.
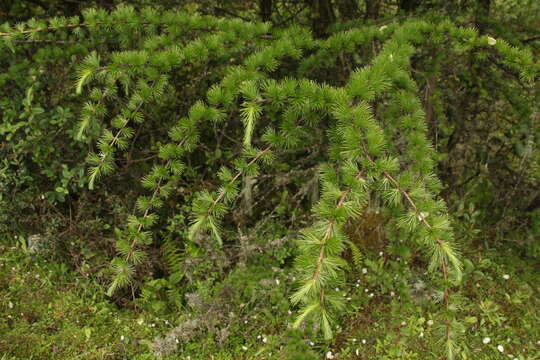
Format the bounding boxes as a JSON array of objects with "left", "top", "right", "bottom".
[{"left": 0, "top": 241, "right": 539, "bottom": 359}]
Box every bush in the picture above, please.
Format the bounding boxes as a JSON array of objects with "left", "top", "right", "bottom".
[{"left": 0, "top": 4, "right": 538, "bottom": 358}]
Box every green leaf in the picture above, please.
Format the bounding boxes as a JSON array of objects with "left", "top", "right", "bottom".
[
  {"left": 240, "top": 101, "right": 262, "bottom": 147},
  {"left": 76, "top": 68, "right": 93, "bottom": 95},
  {"left": 293, "top": 302, "right": 319, "bottom": 329}
]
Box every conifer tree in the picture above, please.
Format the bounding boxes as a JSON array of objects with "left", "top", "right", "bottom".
[{"left": 1, "top": 5, "right": 538, "bottom": 358}]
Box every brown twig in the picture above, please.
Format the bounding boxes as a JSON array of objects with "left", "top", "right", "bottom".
[
  {"left": 206, "top": 146, "right": 271, "bottom": 217},
  {"left": 360, "top": 143, "right": 450, "bottom": 308}
]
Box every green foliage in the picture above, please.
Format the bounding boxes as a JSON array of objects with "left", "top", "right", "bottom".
[
  {"left": 0, "top": 3, "right": 539, "bottom": 359},
  {"left": 2, "top": 237, "right": 539, "bottom": 359},
  {"left": 0, "top": 246, "right": 160, "bottom": 359}
]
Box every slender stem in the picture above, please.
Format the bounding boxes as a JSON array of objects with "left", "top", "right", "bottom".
[
  {"left": 360, "top": 143, "right": 450, "bottom": 308},
  {"left": 92, "top": 94, "right": 146, "bottom": 175},
  {"left": 125, "top": 136, "right": 188, "bottom": 261},
  {"left": 205, "top": 146, "right": 271, "bottom": 217},
  {"left": 0, "top": 22, "right": 87, "bottom": 36},
  {"left": 311, "top": 171, "right": 364, "bottom": 305}
]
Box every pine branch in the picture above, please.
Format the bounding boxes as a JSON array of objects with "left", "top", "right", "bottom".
[
  {"left": 88, "top": 99, "right": 144, "bottom": 190},
  {"left": 125, "top": 170, "right": 166, "bottom": 263},
  {"left": 360, "top": 143, "right": 451, "bottom": 306},
  {"left": 206, "top": 146, "right": 271, "bottom": 217}
]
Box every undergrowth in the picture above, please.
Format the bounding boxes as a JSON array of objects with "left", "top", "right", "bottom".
[{"left": 1, "top": 237, "right": 538, "bottom": 359}]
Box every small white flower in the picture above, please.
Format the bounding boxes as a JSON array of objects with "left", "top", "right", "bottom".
[
  {"left": 257, "top": 335, "right": 261, "bottom": 339},
  {"left": 356, "top": 348, "right": 360, "bottom": 356},
  {"left": 287, "top": 310, "right": 292, "bottom": 315},
  {"left": 390, "top": 291, "right": 395, "bottom": 297},
  {"left": 487, "top": 36, "right": 497, "bottom": 45},
  {"left": 503, "top": 274, "right": 510, "bottom": 280},
  {"left": 379, "top": 25, "right": 388, "bottom": 32},
  {"left": 326, "top": 351, "right": 335, "bottom": 359},
  {"left": 120, "top": 335, "right": 125, "bottom": 341},
  {"left": 242, "top": 346, "right": 248, "bottom": 351},
  {"left": 483, "top": 337, "right": 491, "bottom": 344},
  {"left": 352, "top": 338, "right": 357, "bottom": 342},
  {"left": 8, "top": 301, "right": 13, "bottom": 309},
  {"left": 401, "top": 321, "right": 406, "bottom": 326},
  {"left": 379, "top": 251, "right": 384, "bottom": 256},
  {"left": 175, "top": 338, "right": 179, "bottom": 344},
  {"left": 427, "top": 319, "right": 434, "bottom": 326},
  {"left": 368, "top": 293, "right": 374, "bottom": 298},
  {"left": 262, "top": 337, "right": 267, "bottom": 343},
  {"left": 309, "top": 341, "right": 315, "bottom": 346},
  {"left": 362, "top": 339, "right": 367, "bottom": 344},
  {"left": 346, "top": 297, "right": 352, "bottom": 301},
  {"left": 497, "top": 345, "right": 504, "bottom": 352},
  {"left": 364, "top": 288, "right": 369, "bottom": 293},
  {"left": 362, "top": 268, "right": 368, "bottom": 274},
  {"left": 275, "top": 279, "right": 280, "bottom": 285},
  {"left": 419, "top": 332, "right": 424, "bottom": 338},
  {"left": 355, "top": 283, "right": 360, "bottom": 287}
]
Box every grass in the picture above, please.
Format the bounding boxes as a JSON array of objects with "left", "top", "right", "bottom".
[
  {"left": 0, "top": 240, "right": 539, "bottom": 359},
  {"left": 0, "top": 246, "right": 159, "bottom": 359}
]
